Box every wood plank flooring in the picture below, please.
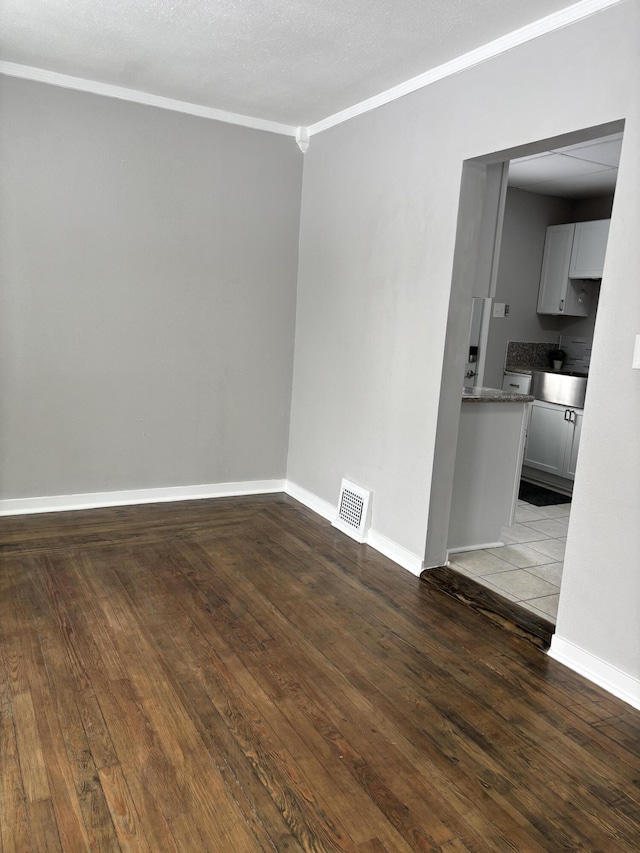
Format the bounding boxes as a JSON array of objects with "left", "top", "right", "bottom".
[
  {"left": 1, "top": 494, "right": 639, "bottom": 851},
  {"left": 420, "top": 566, "right": 555, "bottom": 651}
]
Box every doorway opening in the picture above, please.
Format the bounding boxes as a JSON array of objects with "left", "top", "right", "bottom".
[{"left": 424, "top": 120, "right": 625, "bottom": 630}]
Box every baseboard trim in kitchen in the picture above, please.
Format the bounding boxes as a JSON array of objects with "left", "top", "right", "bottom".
[
  {"left": 0, "top": 479, "right": 287, "bottom": 516},
  {"left": 549, "top": 635, "right": 640, "bottom": 712},
  {"left": 448, "top": 541, "right": 505, "bottom": 555},
  {"left": 284, "top": 480, "right": 424, "bottom": 576}
]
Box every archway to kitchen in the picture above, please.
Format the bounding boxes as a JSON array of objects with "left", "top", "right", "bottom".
[{"left": 423, "top": 119, "right": 624, "bottom": 634}]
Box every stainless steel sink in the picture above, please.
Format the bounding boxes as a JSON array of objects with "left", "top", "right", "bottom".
[{"left": 531, "top": 370, "right": 587, "bottom": 408}]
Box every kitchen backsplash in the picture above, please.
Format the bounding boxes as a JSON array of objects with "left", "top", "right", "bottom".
[
  {"left": 505, "top": 338, "right": 592, "bottom": 373},
  {"left": 505, "top": 341, "right": 553, "bottom": 370},
  {"left": 558, "top": 336, "right": 592, "bottom": 373}
]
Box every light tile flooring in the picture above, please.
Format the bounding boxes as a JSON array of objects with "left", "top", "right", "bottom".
[{"left": 448, "top": 497, "right": 571, "bottom": 624}]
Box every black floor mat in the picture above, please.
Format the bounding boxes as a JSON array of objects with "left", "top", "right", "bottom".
[{"left": 519, "top": 480, "right": 571, "bottom": 507}]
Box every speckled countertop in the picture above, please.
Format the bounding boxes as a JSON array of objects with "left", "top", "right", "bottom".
[
  {"left": 505, "top": 341, "right": 553, "bottom": 372},
  {"left": 462, "top": 386, "right": 534, "bottom": 403}
]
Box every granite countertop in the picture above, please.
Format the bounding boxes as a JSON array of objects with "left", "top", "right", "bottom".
[{"left": 462, "top": 386, "right": 534, "bottom": 403}]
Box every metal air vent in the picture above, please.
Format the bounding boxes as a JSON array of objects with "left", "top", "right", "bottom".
[{"left": 332, "top": 479, "right": 372, "bottom": 543}]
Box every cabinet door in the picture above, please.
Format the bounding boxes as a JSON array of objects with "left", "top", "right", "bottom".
[
  {"left": 563, "top": 409, "right": 583, "bottom": 480},
  {"left": 569, "top": 219, "right": 610, "bottom": 278},
  {"left": 537, "top": 224, "right": 574, "bottom": 315},
  {"left": 523, "top": 401, "right": 569, "bottom": 475},
  {"left": 563, "top": 279, "right": 591, "bottom": 317}
]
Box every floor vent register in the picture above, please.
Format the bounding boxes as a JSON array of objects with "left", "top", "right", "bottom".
[{"left": 332, "top": 479, "right": 372, "bottom": 543}]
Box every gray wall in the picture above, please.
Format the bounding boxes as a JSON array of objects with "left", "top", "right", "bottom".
[
  {"left": 1, "top": 2, "right": 638, "bottom": 698},
  {"left": 0, "top": 77, "right": 302, "bottom": 497},
  {"left": 573, "top": 195, "right": 615, "bottom": 221},
  {"left": 484, "top": 188, "right": 573, "bottom": 386},
  {"left": 288, "top": 0, "right": 640, "bottom": 684},
  {"left": 483, "top": 188, "right": 612, "bottom": 388}
]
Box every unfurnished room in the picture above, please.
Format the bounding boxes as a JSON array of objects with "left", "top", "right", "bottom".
[{"left": 1, "top": 1, "right": 640, "bottom": 850}]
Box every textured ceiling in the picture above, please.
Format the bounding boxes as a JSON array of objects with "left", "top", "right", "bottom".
[{"left": 0, "top": 0, "right": 585, "bottom": 126}]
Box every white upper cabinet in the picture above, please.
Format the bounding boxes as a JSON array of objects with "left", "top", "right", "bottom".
[
  {"left": 537, "top": 223, "right": 576, "bottom": 315},
  {"left": 537, "top": 219, "right": 609, "bottom": 316},
  {"left": 569, "top": 219, "right": 610, "bottom": 278}
]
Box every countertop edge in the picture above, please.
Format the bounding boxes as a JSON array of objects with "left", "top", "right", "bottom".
[{"left": 462, "top": 388, "right": 534, "bottom": 403}]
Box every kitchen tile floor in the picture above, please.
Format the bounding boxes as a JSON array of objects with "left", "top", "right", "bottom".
[{"left": 448, "top": 496, "right": 571, "bottom": 624}]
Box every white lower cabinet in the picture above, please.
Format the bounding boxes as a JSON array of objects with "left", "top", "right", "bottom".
[
  {"left": 524, "top": 400, "right": 583, "bottom": 482},
  {"left": 564, "top": 407, "right": 583, "bottom": 479}
]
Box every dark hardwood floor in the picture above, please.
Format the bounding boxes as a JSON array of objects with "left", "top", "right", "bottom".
[
  {"left": 1, "top": 494, "right": 639, "bottom": 851},
  {"left": 420, "top": 566, "right": 555, "bottom": 652}
]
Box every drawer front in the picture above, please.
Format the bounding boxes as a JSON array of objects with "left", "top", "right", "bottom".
[{"left": 502, "top": 373, "right": 532, "bottom": 394}]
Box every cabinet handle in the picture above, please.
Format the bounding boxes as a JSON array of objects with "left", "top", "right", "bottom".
[
  {"left": 559, "top": 299, "right": 564, "bottom": 311},
  {"left": 564, "top": 409, "right": 570, "bottom": 421},
  {"left": 509, "top": 383, "right": 518, "bottom": 388}
]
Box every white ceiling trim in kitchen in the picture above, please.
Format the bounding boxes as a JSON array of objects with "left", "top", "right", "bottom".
[{"left": 0, "top": 0, "right": 622, "bottom": 142}]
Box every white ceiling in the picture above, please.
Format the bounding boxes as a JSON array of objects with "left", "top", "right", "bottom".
[
  {"left": 0, "top": 0, "right": 598, "bottom": 128},
  {"left": 508, "top": 133, "right": 622, "bottom": 199}
]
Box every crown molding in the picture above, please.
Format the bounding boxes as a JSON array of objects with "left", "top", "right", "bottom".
[
  {"left": 0, "top": 0, "right": 622, "bottom": 141},
  {"left": 307, "top": 0, "right": 623, "bottom": 136},
  {"left": 0, "top": 60, "right": 297, "bottom": 137}
]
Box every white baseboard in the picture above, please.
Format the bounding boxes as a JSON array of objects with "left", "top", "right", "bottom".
[
  {"left": 549, "top": 635, "right": 640, "bottom": 712},
  {"left": 284, "top": 480, "right": 336, "bottom": 522},
  {"left": 285, "top": 480, "right": 423, "bottom": 576},
  {"left": 1, "top": 476, "right": 424, "bottom": 577},
  {"left": 0, "top": 479, "right": 286, "bottom": 517},
  {"left": 448, "top": 541, "right": 504, "bottom": 556},
  {"left": 365, "top": 529, "right": 423, "bottom": 576}
]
